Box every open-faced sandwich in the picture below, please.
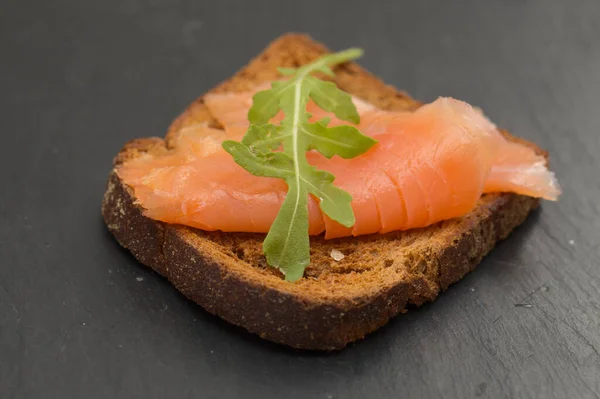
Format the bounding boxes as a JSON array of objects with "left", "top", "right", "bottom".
[{"left": 103, "top": 34, "right": 560, "bottom": 350}]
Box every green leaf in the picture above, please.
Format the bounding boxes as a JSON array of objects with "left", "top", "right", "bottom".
[
  {"left": 222, "top": 140, "right": 293, "bottom": 179},
  {"left": 318, "top": 116, "right": 331, "bottom": 125},
  {"left": 277, "top": 67, "right": 296, "bottom": 76},
  {"left": 307, "top": 77, "right": 360, "bottom": 124},
  {"left": 302, "top": 121, "right": 377, "bottom": 159},
  {"left": 262, "top": 184, "right": 310, "bottom": 281},
  {"left": 319, "top": 48, "right": 364, "bottom": 65},
  {"left": 241, "top": 124, "right": 286, "bottom": 153},
  {"left": 315, "top": 64, "right": 335, "bottom": 77},
  {"left": 248, "top": 81, "right": 291, "bottom": 125},
  {"left": 224, "top": 48, "right": 376, "bottom": 281},
  {"left": 302, "top": 167, "right": 355, "bottom": 227}
]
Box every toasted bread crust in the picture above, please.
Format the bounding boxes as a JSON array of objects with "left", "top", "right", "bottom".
[{"left": 102, "top": 34, "right": 540, "bottom": 350}]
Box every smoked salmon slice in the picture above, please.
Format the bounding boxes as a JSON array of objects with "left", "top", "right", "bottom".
[{"left": 117, "top": 84, "right": 560, "bottom": 239}]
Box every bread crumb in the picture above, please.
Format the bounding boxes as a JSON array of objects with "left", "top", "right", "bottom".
[
  {"left": 136, "top": 276, "right": 144, "bottom": 282},
  {"left": 330, "top": 249, "right": 345, "bottom": 261}
]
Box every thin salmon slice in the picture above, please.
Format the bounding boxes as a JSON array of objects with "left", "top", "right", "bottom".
[{"left": 117, "top": 85, "right": 560, "bottom": 238}]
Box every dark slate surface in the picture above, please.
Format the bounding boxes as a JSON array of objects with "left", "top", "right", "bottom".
[{"left": 1, "top": 1, "right": 599, "bottom": 398}]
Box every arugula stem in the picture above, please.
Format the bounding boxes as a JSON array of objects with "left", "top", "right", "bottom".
[{"left": 223, "top": 48, "right": 374, "bottom": 281}]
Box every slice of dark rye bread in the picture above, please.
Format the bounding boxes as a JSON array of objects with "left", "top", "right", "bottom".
[{"left": 102, "top": 33, "right": 545, "bottom": 350}]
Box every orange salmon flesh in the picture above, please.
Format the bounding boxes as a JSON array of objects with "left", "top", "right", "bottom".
[{"left": 118, "top": 85, "right": 560, "bottom": 239}]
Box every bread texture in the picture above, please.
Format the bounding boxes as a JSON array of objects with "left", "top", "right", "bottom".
[{"left": 102, "top": 34, "right": 541, "bottom": 350}]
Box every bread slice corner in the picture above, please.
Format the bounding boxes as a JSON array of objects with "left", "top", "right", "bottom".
[{"left": 102, "top": 33, "right": 541, "bottom": 350}]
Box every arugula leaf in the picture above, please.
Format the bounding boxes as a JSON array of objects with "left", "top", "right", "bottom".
[
  {"left": 223, "top": 48, "right": 376, "bottom": 281},
  {"left": 307, "top": 77, "right": 360, "bottom": 124},
  {"left": 302, "top": 121, "right": 376, "bottom": 159}
]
